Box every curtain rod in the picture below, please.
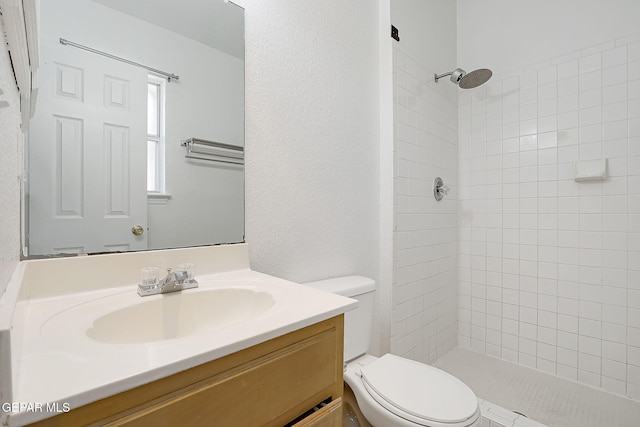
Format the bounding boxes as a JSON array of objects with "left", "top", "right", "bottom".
[{"left": 59, "top": 38, "right": 180, "bottom": 82}]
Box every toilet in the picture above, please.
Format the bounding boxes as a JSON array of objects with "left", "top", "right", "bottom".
[{"left": 305, "top": 276, "right": 481, "bottom": 427}]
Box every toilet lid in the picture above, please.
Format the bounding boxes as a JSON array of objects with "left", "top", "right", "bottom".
[{"left": 360, "top": 354, "right": 478, "bottom": 425}]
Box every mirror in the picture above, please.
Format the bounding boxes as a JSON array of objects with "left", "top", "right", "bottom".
[{"left": 25, "top": 0, "right": 245, "bottom": 257}]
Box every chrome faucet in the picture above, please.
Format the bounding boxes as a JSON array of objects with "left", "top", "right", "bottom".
[{"left": 138, "top": 267, "right": 198, "bottom": 296}]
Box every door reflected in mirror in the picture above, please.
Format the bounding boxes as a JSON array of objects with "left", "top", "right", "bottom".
[{"left": 26, "top": 0, "right": 244, "bottom": 257}]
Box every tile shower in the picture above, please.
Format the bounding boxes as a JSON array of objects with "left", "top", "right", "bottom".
[
  {"left": 392, "top": 6, "right": 640, "bottom": 421},
  {"left": 457, "top": 34, "right": 640, "bottom": 400}
]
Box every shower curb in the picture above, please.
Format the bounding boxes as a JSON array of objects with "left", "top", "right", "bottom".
[{"left": 479, "top": 399, "right": 546, "bottom": 427}]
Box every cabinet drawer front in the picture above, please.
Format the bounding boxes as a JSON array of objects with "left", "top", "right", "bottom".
[
  {"left": 291, "top": 398, "right": 342, "bottom": 427},
  {"left": 111, "top": 330, "right": 339, "bottom": 427}
]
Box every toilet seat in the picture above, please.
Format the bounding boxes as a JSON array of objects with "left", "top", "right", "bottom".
[{"left": 359, "top": 354, "right": 479, "bottom": 426}]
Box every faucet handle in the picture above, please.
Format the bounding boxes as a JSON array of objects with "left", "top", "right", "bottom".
[
  {"left": 141, "top": 267, "right": 159, "bottom": 288},
  {"left": 177, "top": 263, "right": 195, "bottom": 282}
]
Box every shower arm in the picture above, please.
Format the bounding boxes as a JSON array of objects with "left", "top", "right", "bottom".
[
  {"left": 434, "top": 71, "right": 453, "bottom": 82},
  {"left": 434, "top": 68, "right": 466, "bottom": 84}
]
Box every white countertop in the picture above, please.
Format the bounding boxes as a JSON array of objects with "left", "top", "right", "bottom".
[{"left": 8, "top": 268, "right": 356, "bottom": 426}]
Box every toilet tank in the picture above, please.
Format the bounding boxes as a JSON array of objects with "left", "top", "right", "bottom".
[{"left": 304, "top": 276, "right": 375, "bottom": 362}]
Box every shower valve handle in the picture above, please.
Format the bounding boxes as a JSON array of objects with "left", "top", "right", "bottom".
[{"left": 433, "top": 177, "right": 449, "bottom": 201}]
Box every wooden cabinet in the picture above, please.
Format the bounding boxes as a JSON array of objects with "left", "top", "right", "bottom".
[{"left": 29, "top": 316, "right": 344, "bottom": 427}]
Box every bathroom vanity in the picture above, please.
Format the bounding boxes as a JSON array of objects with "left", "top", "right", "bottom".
[
  {"left": 0, "top": 244, "right": 355, "bottom": 426},
  {"left": 28, "top": 317, "right": 344, "bottom": 426}
]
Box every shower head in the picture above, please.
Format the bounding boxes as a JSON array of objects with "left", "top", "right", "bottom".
[{"left": 434, "top": 67, "right": 492, "bottom": 89}]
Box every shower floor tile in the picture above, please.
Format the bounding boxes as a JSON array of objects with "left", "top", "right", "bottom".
[{"left": 433, "top": 348, "right": 640, "bottom": 427}]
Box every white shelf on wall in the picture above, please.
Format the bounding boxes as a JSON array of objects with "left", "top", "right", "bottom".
[
  {"left": 181, "top": 138, "right": 244, "bottom": 165},
  {"left": 574, "top": 158, "right": 607, "bottom": 182}
]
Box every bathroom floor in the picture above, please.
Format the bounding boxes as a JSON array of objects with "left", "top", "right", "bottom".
[{"left": 433, "top": 348, "right": 640, "bottom": 427}]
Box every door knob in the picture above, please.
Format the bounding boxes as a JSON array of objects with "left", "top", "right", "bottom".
[{"left": 131, "top": 225, "right": 144, "bottom": 236}]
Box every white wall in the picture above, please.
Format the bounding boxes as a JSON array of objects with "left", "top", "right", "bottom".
[
  {"left": 0, "top": 16, "right": 23, "bottom": 297},
  {"left": 458, "top": 0, "right": 640, "bottom": 74},
  {"left": 391, "top": 0, "right": 459, "bottom": 363},
  {"left": 244, "top": 0, "right": 381, "bottom": 316},
  {"left": 457, "top": 1, "right": 640, "bottom": 399},
  {"left": 37, "top": 0, "right": 244, "bottom": 251},
  {"left": 393, "top": 0, "right": 457, "bottom": 73}
]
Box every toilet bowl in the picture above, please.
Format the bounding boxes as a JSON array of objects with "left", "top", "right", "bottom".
[
  {"left": 344, "top": 354, "right": 480, "bottom": 427},
  {"left": 304, "top": 276, "right": 481, "bottom": 427}
]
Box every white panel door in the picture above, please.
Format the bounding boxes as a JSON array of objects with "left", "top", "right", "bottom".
[{"left": 29, "top": 40, "right": 148, "bottom": 255}]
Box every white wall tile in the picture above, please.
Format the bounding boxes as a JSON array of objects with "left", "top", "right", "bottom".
[
  {"left": 628, "top": 345, "right": 640, "bottom": 366},
  {"left": 603, "top": 322, "right": 627, "bottom": 345},
  {"left": 629, "top": 78, "right": 640, "bottom": 101},
  {"left": 394, "top": 38, "right": 459, "bottom": 362},
  {"left": 603, "top": 46, "right": 627, "bottom": 68},
  {"left": 558, "top": 60, "right": 579, "bottom": 80},
  {"left": 602, "top": 376, "right": 627, "bottom": 395},
  {"left": 579, "top": 352, "right": 602, "bottom": 374},
  {"left": 580, "top": 54, "right": 602, "bottom": 74},
  {"left": 458, "top": 38, "right": 640, "bottom": 399},
  {"left": 603, "top": 64, "right": 628, "bottom": 86},
  {"left": 603, "top": 340, "right": 627, "bottom": 363}
]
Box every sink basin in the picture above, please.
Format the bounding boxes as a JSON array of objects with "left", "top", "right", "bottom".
[{"left": 85, "top": 288, "right": 275, "bottom": 344}]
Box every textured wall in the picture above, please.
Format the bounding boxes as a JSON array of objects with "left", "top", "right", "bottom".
[
  {"left": 244, "top": 1, "right": 380, "bottom": 287},
  {"left": 0, "top": 16, "right": 23, "bottom": 296},
  {"left": 457, "top": 34, "right": 640, "bottom": 399},
  {"left": 391, "top": 0, "right": 459, "bottom": 363}
]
